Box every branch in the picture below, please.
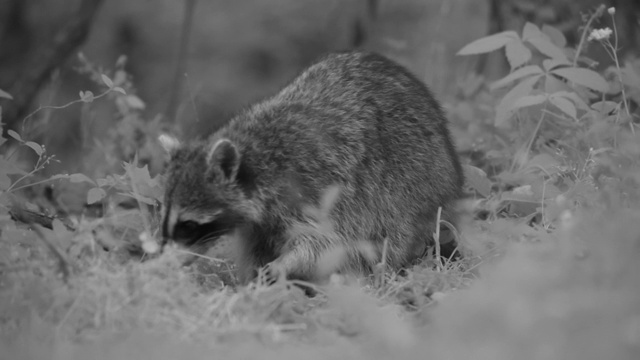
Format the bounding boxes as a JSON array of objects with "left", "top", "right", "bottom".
[{"left": 9, "top": 204, "right": 75, "bottom": 231}]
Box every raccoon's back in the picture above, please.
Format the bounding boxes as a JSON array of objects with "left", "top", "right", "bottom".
[
  {"left": 216, "top": 51, "right": 463, "bottom": 202},
  {"left": 275, "top": 51, "right": 448, "bottom": 131},
  {"left": 277, "top": 51, "right": 463, "bottom": 190}
]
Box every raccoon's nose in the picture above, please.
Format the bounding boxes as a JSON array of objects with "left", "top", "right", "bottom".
[{"left": 160, "top": 235, "right": 169, "bottom": 247}]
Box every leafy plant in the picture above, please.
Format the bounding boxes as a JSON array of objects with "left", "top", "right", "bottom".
[
  {"left": 0, "top": 54, "right": 168, "bottom": 278},
  {"left": 455, "top": 4, "right": 639, "bottom": 233}
]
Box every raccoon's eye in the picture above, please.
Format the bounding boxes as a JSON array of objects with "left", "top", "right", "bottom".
[{"left": 177, "top": 220, "right": 200, "bottom": 232}]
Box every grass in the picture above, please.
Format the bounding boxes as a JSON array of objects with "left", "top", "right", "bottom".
[{"left": 1, "top": 193, "right": 639, "bottom": 359}]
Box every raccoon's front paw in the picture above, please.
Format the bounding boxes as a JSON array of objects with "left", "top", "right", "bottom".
[{"left": 262, "top": 261, "right": 287, "bottom": 285}]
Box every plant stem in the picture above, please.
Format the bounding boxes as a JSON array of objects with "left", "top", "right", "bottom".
[
  {"left": 573, "top": 5, "right": 605, "bottom": 67},
  {"left": 22, "top": 89, "right": 112, "bottom": 124},
  {"left": 5, "top": 164, "right": 44, "bottom": 193},
  {"left": 8, "top": 176, "right": 59, "bottom": 193},
  {"left": 608, "top": 14, "right": 635, "bottom": 134},
  {"left": 510, "top": 102, "right": 549, "bottom": 173}
]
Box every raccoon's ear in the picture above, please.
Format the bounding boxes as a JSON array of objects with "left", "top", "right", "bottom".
[
  {"left": 208, "top": 139, "right": 240, "bottom": 181},
  {"left": 158, "top": 134, "right": 181, "bottom": 155}
]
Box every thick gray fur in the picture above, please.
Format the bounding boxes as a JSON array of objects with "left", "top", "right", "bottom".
[{"left": 161, "top": 51, "right": 464, "bottom": 284}]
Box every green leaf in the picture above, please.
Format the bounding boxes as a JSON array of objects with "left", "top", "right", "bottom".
[
  {"left": 523, "top": 154, "right": 561, "bottom": 177},
  {"left": 120, "top": 192, "right": 158, "bottom": 206},
  {"left": 462, "top": 165, "right": 492, "bottom": 197},
  {"left": 554, "top": 91, "right": 590, "bottom": 112},
  {"left": 123, "top": 161, "right": 163, "bottom": 203},
  {"left": 591, "top": 101, "right": 619, "bottom": 114},
  {"left": 521, "top": 22, "right": 543, "bottom": 41},
  {"left": 114, "top": 69, "right": 127, "bottom": 84},
  {"left": 543, "top": 59, "right": 570, "bottom": 71},
  {"left": 520, "top": 22, "right": 567, "bottom": 61},
  {"left": 101, "top": 74, "right": 114, "bottom": 88},
  {"left": 24, "top": 141, "right": 43, "bottom": 156},
  {"left": 0, "top": 88, "right": 13, "bottom": 100},
  {"left": 505, "top": 39, "right": 531, "bottom": 70},
  {"left": 527, "top": 37, "right": 568, "bottom": 61},
  {"left": 457, "top": 31, "right": 519, "bottom": 55},
  {"left": 491, "top": 65, "right": 543, "bottom": 90},
  {"left": 96, "top": 176, "right": 118, "bottom": 188},
  {"left": 501, "top": 187, "right": 537, "bottom": 203},
  {"left": 549, "top": 95, "right": 577, "bottom": 120},
  {"left": 544, "top": 73, "right": 568, "bottom": 93},
  {"left": 511, "top": 94, "right": 547, "bottom": 111},
  {"left": 530, "top": 180, "right": 562, "bottom": 200},
  {"left": 47, "top": 174, "right": 69, "bottom": 181},
  {"left": 87, "top": 187, "right": 106, "bottom": 204},
  {"left": 542, "top": 24, "right": 567, "bottom": 48},
  {"left": 551, "top": 67, "right": 609, "bottom": 92},
  {"left": 79, "top": 91, "right": 94, "bottom": 103},
  {"left": 125, "top": 95, "right": 145, "bottom": 110},
  {"left": 495, "top": 75, "right": 540, "bottom": 127},
  {"left": 124, "top": 162, "right": 158, "bottom": 188},
  {"left": 69, "top": 173, "right": 96, "bottom": 185},
  {"left": 113, "top": 86, "right": 126, "bottom": 95},
  {"left": 7, "top": 130, "right": 22, "bottom": 142}
]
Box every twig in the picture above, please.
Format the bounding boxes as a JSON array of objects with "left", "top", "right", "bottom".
[
  {"left": 21, "top": 88, "right": 112, "bottom": 126},
  {"left": 9, "top": 204, "right": 74, "bottom": 231},
  {"left": 374, "top": 237, "right": 389, "bottom": 288},
  {"left": 511, "top": 102, "right": 549, "bottom": 173},
  {"left": 167, "top": 0, "right": 198, "bottom": 123},
  {"left": 433, "top": 206, "right": 443, "bottom": 272},
  {"left": 573, "top": 5, "right": 606, "bottom": 67}
]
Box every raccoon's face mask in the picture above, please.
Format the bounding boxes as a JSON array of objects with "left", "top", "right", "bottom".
[{"left": 158, "top": 135, "right": 251, "bottom": 255}]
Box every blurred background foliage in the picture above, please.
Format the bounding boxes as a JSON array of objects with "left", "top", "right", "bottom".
[
  {"left": 0, "top": 0, "right": 638, "bottom": 174},
  {"left": 0, "top": 0, "right": 640, "bottom": 172}
]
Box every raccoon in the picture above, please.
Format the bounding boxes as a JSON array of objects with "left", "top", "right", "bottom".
[{"left": 159, "top": 51, "right": 464, "bottom": 284}]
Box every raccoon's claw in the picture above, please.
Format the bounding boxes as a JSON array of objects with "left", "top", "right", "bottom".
[{"left": 262, "top": 262, "right": 286, "bottom": 285}]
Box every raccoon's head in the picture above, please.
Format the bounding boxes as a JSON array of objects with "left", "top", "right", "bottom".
[{"left": 158, "top": 134, "right": 259, "bottom": 254}]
